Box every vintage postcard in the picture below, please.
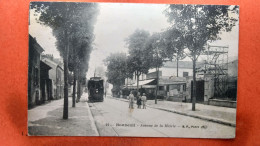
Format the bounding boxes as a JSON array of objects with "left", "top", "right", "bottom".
[{"left": 28, "top": 2, "right": 239, "bottom": 138}]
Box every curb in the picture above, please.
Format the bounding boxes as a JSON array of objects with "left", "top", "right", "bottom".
[
  {"left": 151, "top": 106, "right": 236, "bottom": 127},
  {"left": 84, "top": 99, "right": 100, "bottom": 136},
  {"left": 113, "top": 97, "right": 236, "bottom": 127}
]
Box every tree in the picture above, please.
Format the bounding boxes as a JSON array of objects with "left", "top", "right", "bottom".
[
  {"left": 68, "top": 31, "right": 95, "bottom": 107},
  {"left": 125, "top": 29, "right": 151, "bottom": 91},
  {"left": 104, "top": 53, "right": 130, "bottom": 96},
  {"left": 144, "top": 33, "right": 165, "bottom": 103},
  {"left": 161, "top": 28, "right": 186, "bottom": 77},
  {"left": 32, "top": 2, "right": 99, "bottom": 118},
  {"left": 165, "top": 4, "right": 238, "bottom": 110}
]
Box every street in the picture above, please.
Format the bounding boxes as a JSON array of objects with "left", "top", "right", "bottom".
[
  {"left": 89, "top": 96, "right": 235, "bottom": 138},
  {"left": 28, "top": 94, "right": 235, "bottom": 138}
]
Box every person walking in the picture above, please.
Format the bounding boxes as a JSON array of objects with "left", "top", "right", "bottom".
[
  {"left": 129, "top": 91, "right": 134, "bottom": 109},
  {"left": 137, "top": 92, "right": 142, "bottom": 109},
  {"left": 141, "top": 93, "right": 147, "bottom": 109}
]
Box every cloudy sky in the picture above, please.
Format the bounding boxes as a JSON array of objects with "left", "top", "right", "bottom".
[{"left": 29, "top": 3, "right": 239, "bottom": 79}]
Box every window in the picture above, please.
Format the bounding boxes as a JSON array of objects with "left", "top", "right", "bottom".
[
  {"left": 183, "top": 72, "right": 189, "bottom": 77},
  {"left": 34, "top": 67, "right": 39, "bottom": 86},
  {"left": 159, "top": 86, "right": 164, "bottom": 90},
  {"left": 169, "top": 85, "right": 180, "bottom": 91}
]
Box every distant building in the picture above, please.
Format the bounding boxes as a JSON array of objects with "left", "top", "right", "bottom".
[{"left": 161, "top": 61, "right": 204, "bottom": 77}]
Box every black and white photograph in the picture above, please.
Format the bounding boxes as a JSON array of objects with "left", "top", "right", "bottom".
[{"left": 28, "top": 2, "right": 239, "bottom": 138}]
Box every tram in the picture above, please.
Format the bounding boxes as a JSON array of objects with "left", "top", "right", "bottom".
[{"left": 88, "top": 77, "right": 104, "bottom": 102}]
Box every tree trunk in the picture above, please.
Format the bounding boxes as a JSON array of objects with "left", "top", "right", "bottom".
[
  {"left": 136, "top": 72, "right": 140, "bottom": 92},
  {"left": 63, "top": 31, "right": 69, "bottom": 119},
  {"left": 192, "top": 59, "right": 196, "bottom": 111},
  {"left": 177, "top": 57, "right": 179, "bottom": 77},
  {"left": 77, "top": 71, "right": 81, "bottom": 102},
  {"left": 155, "top": 66, "right": 159, "bottom": 104},
  {"left": 72, "top": 70, "right": 76, "bottom": 107}
]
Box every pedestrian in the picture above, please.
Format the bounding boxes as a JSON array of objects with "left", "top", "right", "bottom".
[
  {"left": 129, "top": 91, "right": 134, "bottom": 109},
  {"left": 137, "top": 92, "right": 142, "bottom": 109},
  {"left": 141, "top": 93, "right": 147, "bottom": 109}
]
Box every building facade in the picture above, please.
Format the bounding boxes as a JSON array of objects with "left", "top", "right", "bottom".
[
  {"left": 41, "top": 56, "right": 64, "bottom": 100},
  {"left": 28, "top": 35, "right": 44, "bottom": 108}
]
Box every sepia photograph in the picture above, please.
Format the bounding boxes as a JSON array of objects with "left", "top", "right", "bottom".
[{"left": 28, "top": 2, "right": 239, "bottom": 138}]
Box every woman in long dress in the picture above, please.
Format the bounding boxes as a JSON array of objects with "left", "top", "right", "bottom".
[
  {"left": 136, "top": 92, "right": 142, "bottom": 108},
  {"left": 129, "top": 91, "right": 134, "bottom": 109}
]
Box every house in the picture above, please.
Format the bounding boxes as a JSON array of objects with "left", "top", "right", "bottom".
[
  {"left": 125, "top": 71, "right": 187, "bottom": 100},
  {"left": 160, "top": 61, "right": 204, "bottom": 77},
  {"left": 124, "top": 61, "right": 203, "bottom": 100},
  {"left": 41, "top": 55, "right": 64, "bottom": 100},
  {"left": 40, "top": 60, "right": 52, "bottom": 102},
  {"left": 28, "top": 35, "right": 44, "bottom": 108},
  {"left": 158, "top": 76, "right": 187, "bottom": 101}
]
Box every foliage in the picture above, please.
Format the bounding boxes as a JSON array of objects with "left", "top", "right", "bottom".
[
  {"left": 164, "top": 4, "right": 239, "bottom": 110},
  {"left": 144, "top": 32, "right": 164, "bottom": 69},
  {"left": 32, "top": 2, "right": 98, "bottom": 65},
  {"left": 125, "top": 29, "right": 151, "bottom": 77},
  {"left": 104, "top": 53, "right": 129, "bottom": 87},
  {"left": 165, "top": 4, "right": 239, "bottom": 61},
  {"left": 31, "top": 2, "right": 99, "bottom": 118},
  {"left": 160, "top": 28, "right": 186, "bottom": 61}
]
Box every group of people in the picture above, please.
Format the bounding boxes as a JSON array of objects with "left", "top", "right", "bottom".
[{"left": 128, "top": 91, "right": 147, "bottom": 109}]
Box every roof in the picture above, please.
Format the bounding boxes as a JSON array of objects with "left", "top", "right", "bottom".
[
  {"left": 29, "top": 35, "right": 44, "bottom": 53},
  {"left": 127, "top": 77, "right": 186, "bottom": 89},
  {"left": 159, "top": 77, "right": 186, "bottom": 85},
  {"left": 40, "top": 61, "right": 52, "bottom": 71},
  {"left": 131, "top": 79, "right": 155, "bottom": 86},
  {"left": 163, "top": 61, "right": 204, "bottom": 69},
  {"left": 42, "top": 58, "right": 60, "bottom": 69}
]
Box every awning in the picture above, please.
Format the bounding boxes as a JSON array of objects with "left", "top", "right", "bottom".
[
  {"left": 132, "top": 79, "right": 155, "bottom": 86},
  {"left": 159, "top": 78, "right": 186, "bottom": 86},
  {"left": 127, "top": 79, "right": 156, "bottom": 89},
  {"left": 40, "top": 61, "right": 52, "bottom": 71},
  {"left": 142, "top": 85, "right": 156, "bottom": 88}
]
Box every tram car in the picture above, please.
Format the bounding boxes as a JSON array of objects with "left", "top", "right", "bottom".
[{"left": 87, "top": 77, "right": 104, "bottom": 102}]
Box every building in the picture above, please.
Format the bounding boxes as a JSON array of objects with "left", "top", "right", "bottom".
[
  {"left": 28, "top": 35, "right": 44, "bottom": 108},
  {"left": 160, "top": 61, "right": 204, "bottom": 77},
  {"left": 125, "top": 71, "right": 187, "bottom": 100},
  {"left": 40, "top": 60, "right": 52, "bottom": 102},
  {"left": 41, "top": 55, "right": 64, "bottom": 100},
  {"left": 124, "top": 61, "right": 203, "bottom": 100}
]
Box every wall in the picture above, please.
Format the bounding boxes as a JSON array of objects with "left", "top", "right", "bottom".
[{"left": 161, "top": 67, "right": 193, "bottom": 77}]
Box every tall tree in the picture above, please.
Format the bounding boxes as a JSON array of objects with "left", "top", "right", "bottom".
[
  {"left": 161, "top": 28, "right": 186, "bottom": 77},
  {"left": 165, "top": 4, "right": 238, "bottom": 110},
  {"left": 32, "top": 2, "right": 99, "bottom": 118},
  {"left": 144, "top": 33, "right": 165, "bottom": 103},
  {"left": 125, "top": 29, "right": 151, "bottom": 91},
  {"left": 68, "top": 31, "right": 95, "bottom": 107},
  {"left": 104, "top": 53, "right": 130, "bottom": 96}
]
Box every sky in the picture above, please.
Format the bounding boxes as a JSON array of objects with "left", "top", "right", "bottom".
[{"left": 29, "top": 3, "right": 239, "bottom": 79}]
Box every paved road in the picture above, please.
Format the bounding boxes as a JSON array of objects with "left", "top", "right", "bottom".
[{"left": 89, "top": 96, "right": 235, "bottom": 138}]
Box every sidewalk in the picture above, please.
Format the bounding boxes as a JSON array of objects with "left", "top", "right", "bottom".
[
  {"left": 28, "top": 93, "right": 99, "bottom": 136},
  {"left": 113, "top": 97, "right": 236, "bottom": 127}
]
